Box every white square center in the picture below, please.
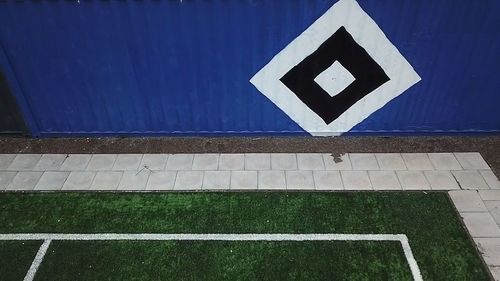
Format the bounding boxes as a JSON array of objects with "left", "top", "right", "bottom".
[{"left": 313, "top": 61, "right": 356, "bottom": 98}]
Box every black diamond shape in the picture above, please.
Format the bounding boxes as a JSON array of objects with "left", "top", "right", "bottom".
[{"left": 280, "top": 26, "right": 390, "bottom": 125}]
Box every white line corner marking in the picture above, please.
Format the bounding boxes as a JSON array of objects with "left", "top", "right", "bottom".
[
  {"left": 23, "top": 239, "right": 51, "bottom": 281},
  {"left": 2, "top": 233, "right": 422, "bottom": 281},
  {"left": 250, "top": 0, "right": 421, "bottom": 136}
]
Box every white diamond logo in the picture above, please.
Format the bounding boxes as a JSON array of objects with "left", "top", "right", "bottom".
[
  {"left": 250, "top": 0, "right": 421, "bottom": 136},
  {"left": 314, "top": 61, "right": 355, "bottom": 98}
]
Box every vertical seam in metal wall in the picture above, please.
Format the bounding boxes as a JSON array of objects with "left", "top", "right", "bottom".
[{"left": 0, "top": 41, "right": 40, "bottom": 136}]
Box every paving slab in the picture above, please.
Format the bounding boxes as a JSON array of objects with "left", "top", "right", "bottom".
[
  {"left": 461, "top": 213, "right": 500, "bottom": 238},
  {"left": 481, "top": 170, "right": 500, "bottom": 189},
  {"left": 0, "top": 154, "right": 15, "bottom": 170},
  {"left": 488, "top": 266, "right": 500, "bottom": 281},
  {"left": 202, "top": 171, "right": 230, "bottom": 190},
  {"left": 428, "top": 153, "right": 462, "bottom": 170},
  {"left": 452, "top": 170, "right": 489, "bottom": 190},
  {"left": 349, "top": 153, "right": 379, "bottom": 170},
  {"left": 245, "top": 153, "right": 271, "bottom": 170},
  {"left": 475, "top": 238, "right": 500, "bottom": 266},
  {"left": 271, "top": 153, "right": 297, "bottom": 170},
  {"left": 91, "top": 171, "right": 123, "bottom": 190},
  {"left": 375, "top": 153, "right": 406, "bottom": 170},
  {"left": 397, "top": 171, "right": 430, "bottom": 190},
  {"left": 297, "top": 154, "right": 324, "bottom": 170},
  {"left": 454, "top": 152, "right": 491, "bottom": 170},
  {"left": 7, "top": 171, "right": 42, "bottom": 190},
  {"left": 34, "top": 154, "right": 66, "bottom": 171},
  {"left": 485, "top": 202, "right": 500, "bottom": 226},
  {"left": 173, "top": 171, "right": 203, "bottom": 190},
  {"left": 341, "top": 171, "right": 372, "bottom": 190},
  {"left": 166, "top": 154, "right": 194, "bottom": 171},
  {"left": 0, "top": 171, "right": 16, "bottom": 189},
  {"left": 60, "top": 154, "right": 91, "bottom": 171},
  {"left": 258, "top": 170, "right": 286, "bottom": 190},
  {"left": 140, "top": 154, "right": 169, "bottom": 171},
  {"left": 146, "top": 171, "right": 177, "bottom": 190},
  {"left": 313, "top": 171, "right": 343, "bottom": 190},
  {"left": 286, "top": 170, "right": 315, "bottom": 190},
  {"left": 118, "top": 171, "right": 150, "bottom": 190},
  {"left": 230, "top": 171, "right": 257, "bottom": 190},
  {"left": 424, "top": 171, "right": 460, "bottom": 190},
  {"left": 34, "top": 171, "right": 69, "bottom": 190},
  {"left": 192, "top": 154, "right": 219, "bottom": 171},
  {"left": 218, "top": 154, "right": 244, "bottom": 171},
  {"left": 449, "top": 190, "right": 487, "bottom": 212},
  {"left": 113, "top": 154, "right": 143, "bottom": 171},
  {"left": 479, "top": 190, "right": 500, "bottom": 201},
  {"left": 62, "top": 172, "right": 96, "bottom": 190},
  {"left": 401, "top": 153, "right": 434, "bottom": 171},
  {"left": 86, "top": 154, "right": 117, "bottom": 171},
  {"left": 7, "top": 154, "right": 41, "bottom": 171},
  {"left": 369, "top": 171, "right": 401, "bottom": 190},
  {"left": 323, "top": 153, "right": 352, "bottom": 170}
]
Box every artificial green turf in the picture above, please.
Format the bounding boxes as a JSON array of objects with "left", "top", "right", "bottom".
[
  {"left": 0, "top": 241, "right": 42, "bottom": 281},
  {"left": 0, "top": 192, "right": 489, "bottom": 280},
  {"left": 36, "top": 240, "right": 412, "bottom": 281}
]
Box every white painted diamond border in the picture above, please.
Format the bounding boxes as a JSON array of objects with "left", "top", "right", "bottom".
[{"left": 250, "top": 0, "right": 421, "bottom": 136}]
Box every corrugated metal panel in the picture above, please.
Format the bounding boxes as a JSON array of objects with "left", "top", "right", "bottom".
[
  {"left": 0, "top": 69, "right": 26, "bottom": 134},
  {"left": 348, "top": 0, "right": 500, "bottom": 135},
  {"left": 0, "top": 0, "right": 498, "bottom": 136}
]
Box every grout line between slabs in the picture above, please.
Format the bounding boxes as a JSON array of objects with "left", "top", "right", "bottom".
[
  {"left": 339, "top": 171, "right": 346, "bottom": 191},
  {"left": 283, "top": 170, "right": 288, "bottom": 190}
]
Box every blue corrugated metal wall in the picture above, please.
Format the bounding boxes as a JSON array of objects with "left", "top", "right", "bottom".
[{"left": 0, "top": 0, "right": 498, "bottom": 136}]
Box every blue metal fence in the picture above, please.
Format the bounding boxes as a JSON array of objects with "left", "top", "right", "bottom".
[{"left": 0, "top": 0, "right": 498, "bottom": 136}]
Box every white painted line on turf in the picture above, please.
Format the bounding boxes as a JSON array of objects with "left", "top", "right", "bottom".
[
  {"left": 399, "top": 235, "right": 423, "bottom": 281},
  {"left": 0, "top": 233, "right": 410, "bottom": 241},
  {"left": 23, "top": 239, "right": 51, "bottom": 281},
  {"left": 2, "top": 233, "right": 422, "bottom": 281}
]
